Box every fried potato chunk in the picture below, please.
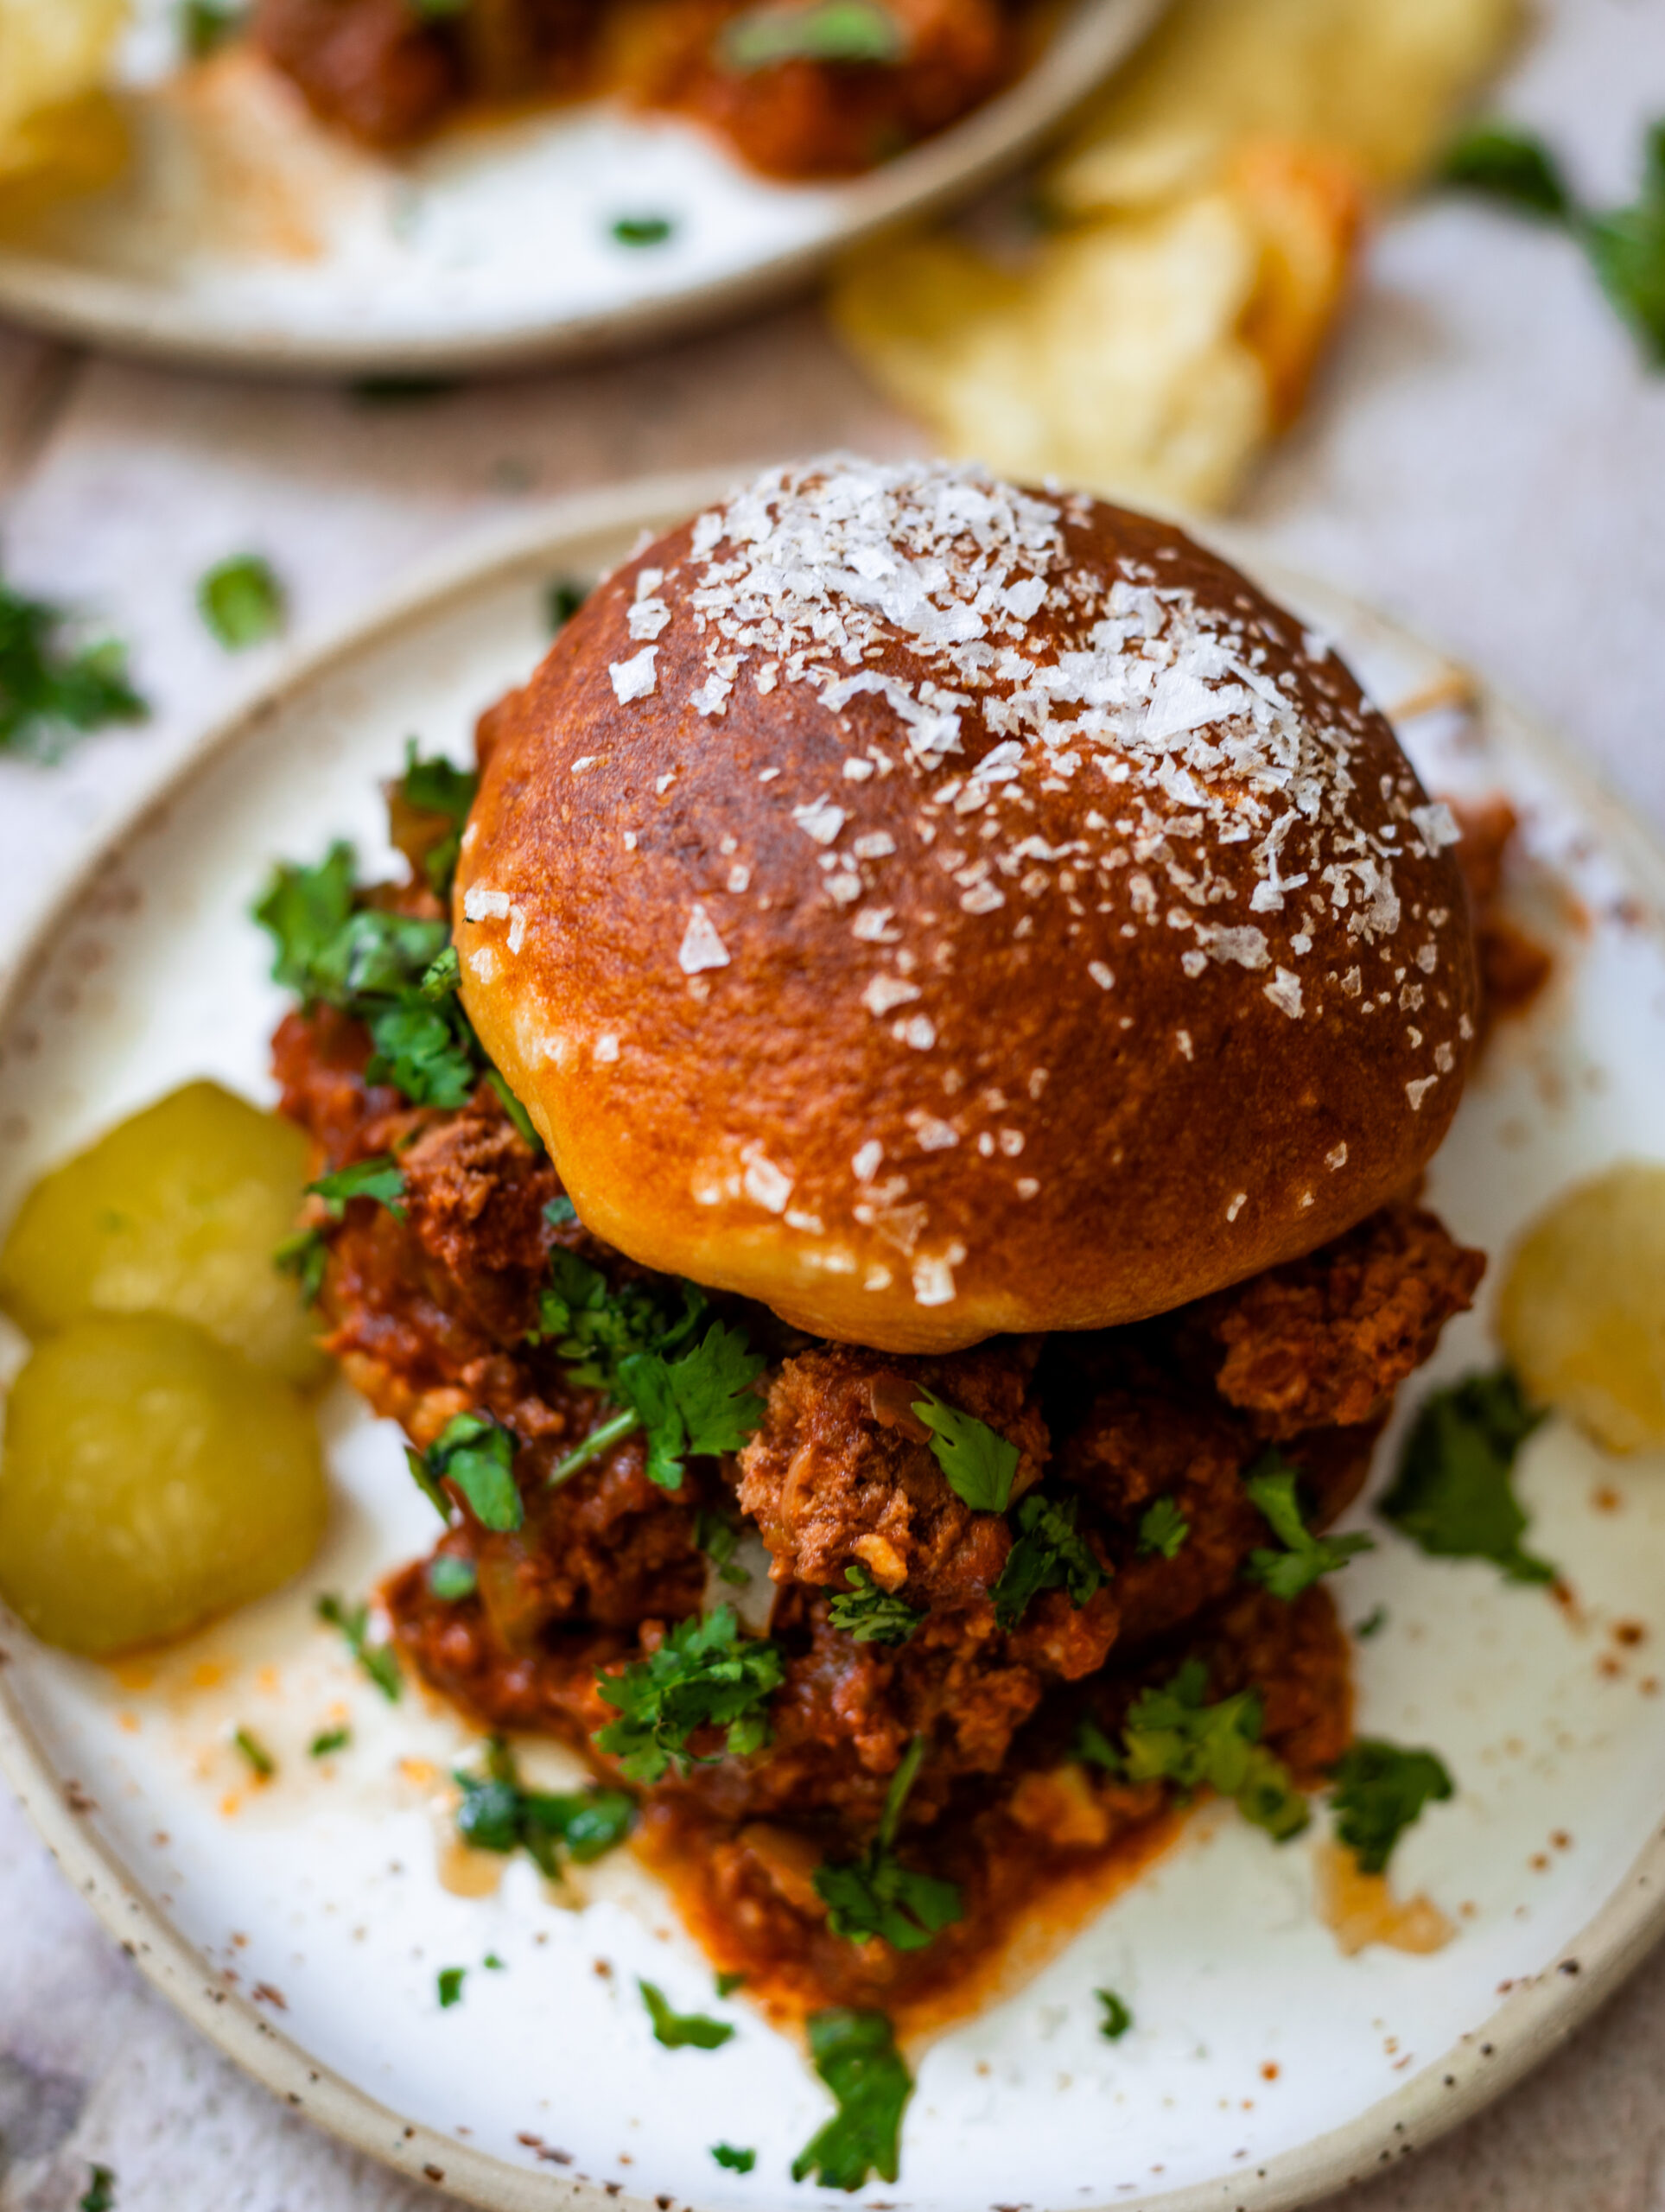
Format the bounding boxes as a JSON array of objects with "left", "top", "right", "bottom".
[
  {"left": 831, "top": 0, "right": 1516, "bottom": 509},
  {"left": 0, "top": 1313, "right": 326, "bottom": 1656},
  {"left": 1497, "top": 1163, "right": 1665, "bottom": 1454},
  {"left": 0, "top": 0, "right": 129, "bottom": 194},
  {"left": 0, "top": 1079, "right": 326, "bottom": 1388}
]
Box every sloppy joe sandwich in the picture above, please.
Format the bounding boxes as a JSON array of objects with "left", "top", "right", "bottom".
[{"left": 262, "top": 458, "right": 1486, "bottom": 2037}]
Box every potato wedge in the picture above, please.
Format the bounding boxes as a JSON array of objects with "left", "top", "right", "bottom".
[
  {"left": 0, "top": 1313, "right": 327, "bottom": 1657},
  {"left": 0, "top": 1079, "right": 325, "bottom": 1388},
  {"left": 1497, "top": 1162, "right": 1665, "bottom": 1455}
]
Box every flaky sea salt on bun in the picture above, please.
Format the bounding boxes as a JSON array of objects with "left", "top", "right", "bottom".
[{"left": 455, "top": 459, "right": 1478, "bottom": 1353}]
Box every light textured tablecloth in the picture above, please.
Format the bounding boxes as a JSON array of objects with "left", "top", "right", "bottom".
[{"left": 3, "top": 1, "right": 1664, "bottom": 2204}]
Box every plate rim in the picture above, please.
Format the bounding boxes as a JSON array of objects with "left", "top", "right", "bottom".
[
  {"left": 0, "top": 0, "right": 1164, "bottom": 378},
  {"left": 3, "top": 469, "right": 1664, "bottom": 2212}
]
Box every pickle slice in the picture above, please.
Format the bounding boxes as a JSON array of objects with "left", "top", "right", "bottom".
[
  {"left": 0, "top": 1078, "right": 324, "bottom": 1387},
  {"left": 0, "top": 1313, "right": 327, "bottom": 1657},
  {"left": 1497, "top": 1161, "right": 1665, "bottom": 1453}
]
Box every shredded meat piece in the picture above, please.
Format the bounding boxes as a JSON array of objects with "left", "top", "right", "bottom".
[
  {"left": 251, "top": 0, "right": 461, "bottom": 144},
  {"left": 736, "top": 1342, "right": 1048, "bottom": 1608},
  {"left": 1177, "top": 1202, "right": 1485, "bottom": 1438}
]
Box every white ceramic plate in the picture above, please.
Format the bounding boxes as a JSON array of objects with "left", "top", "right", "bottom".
[
  {"left": 3, "top": 473, "right": 1665, "bottom": 2212},
  {"left": 0, "top": 0, "right": 1160, "bottom": 376}
]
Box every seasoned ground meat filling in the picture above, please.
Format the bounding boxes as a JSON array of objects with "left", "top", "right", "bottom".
[
  {"left": 275, "top": 997, "right": 1482, "bottom": 2017},
  {"left": 251, "top": 0, "right": 1023, "bottom": 180}
]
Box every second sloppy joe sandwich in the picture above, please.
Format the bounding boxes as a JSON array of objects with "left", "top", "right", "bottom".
[{"left": 274, "top": 458, "right": 1487, "bottom": 2027}]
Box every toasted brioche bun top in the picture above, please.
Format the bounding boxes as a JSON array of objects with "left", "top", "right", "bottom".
[{"left": 456, "top": 459, "right": 1478, "bottom": 1352}]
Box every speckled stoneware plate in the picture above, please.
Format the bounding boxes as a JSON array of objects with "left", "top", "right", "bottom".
[
  {"left": 0, "top": 0, "right": 1161, "bottom": 376},
  {"left": 3, "top": 472, "right": 1665, "bottom": 2212}
]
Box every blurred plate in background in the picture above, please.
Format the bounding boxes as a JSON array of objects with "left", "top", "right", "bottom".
[{"left": 0, "top": 0, "right": 1163, "bottom": 376}]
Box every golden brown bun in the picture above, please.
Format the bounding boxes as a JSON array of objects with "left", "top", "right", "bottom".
[{"left": 457, "top": 461, "right": 1478, "bottom": 1353}]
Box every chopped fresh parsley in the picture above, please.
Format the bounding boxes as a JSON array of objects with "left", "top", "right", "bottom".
[
  {"left": 315, "top": 1592, "right": 402, "bottom": 1701},
  {"left": 1072, "top": 1714, "right": 1121, "bottom": 1773},
  {"left": 1439, "top": 116, "right": 1665, "bottom": 367},
  {"left": 308, "top": 1154, "right": 406, "bottom": 1220},
  {"left": 720, "top": 0, "right": 906, "bottom": 72},
  {"left": 620, "top": 1321, "right": 768, "bottom": 1491},
  {"left": 543, "top": 1193, "right": 578, "bottom": 1229},
  {"left": 79, "top": 2167, "right": 117, "bottom": 2212},
  {"left": 1328, "top": 1738, "right": 1454, "bottom": 1876},
  {"left": 547, "top": 580, "right": 588, "bottom": 632},
  {"left": 1137, "top": 1497, "right": 1190, "bottom": 1559},
  {"left": 1094, "top": 1989, "right": 1132, "bottom": 2041},
  {"left": 1586, "top": 121, "right": 1665, "bottom": 365},
  {"left": 538, "top": 1249, "right": 764, "bottom": 1491},
  {"left": 828, "top": 1562, "right": 923, "bottom": 1644},
  {"left": 1439, "top": 123, "right": 1571, "bottom": 219},
  {"left": 1122, "top": 1659, "right": 1308, "bottom": 1841},
  {"left": 639, "top": 1979, "right": 736, "bottom": 2050},
  {"left": 991, "top": 1489, "right": 1103, "bottom": 1630},
  {"left": 233, "top": 1726, "right": 275, "bottom": 1779},
  {"left": 791, "top": 2008, "right": 912, "bottom": 2190},
  {"left": 912, "top": 1390, "right": 1019, "bottom": 1513},
  {"left": 612, "top": 215, "right": 674, "bottom": 246},
  {"left": 438, "top": 1967, "right": 466, "bottom": 2008},
  {"left": 274, "top": 1225, "right": 327, "bottom": 1306},
  {"left": 454, "top": 1737, "right": 635, "bottom": 1877},
  {"left": 1353, "top": 1603, "right": 1389, "bottom": 1640},
  {"left": 484, "top": 1952, "right": 505, "bottom": 1969},
  {"left": 391, "top": 741, "right": 476, "bottom": 896},
  {"left": 365, "top": 993, "right": 480, "bottom": 1109},
  {"left": 594, "top": 1605, "right": 784, "bottom": 1783},
  {"left": 415, "top": 1410, "right": 522, "bottom": 1532},
  {"left": 1242, "top": 1452, "right": 1374, "bottom": 1599},
  {"left": 179, "top": 0, "right": 244, "bottom": 58},
  {"left": 711, "top": 2143, "right": 755, "bottom": 2172},
  {"left": 309, "top": 1727, "right": 350, "bottom": 1758},
  {"left": 427, "top": 1554, "right": 479, "bottom": 1601},
  {"left": 1378, "top": 1368, "right": 1554, "bottom": 1585},
  {"left": 813, "top": 1734, "right": 962, "bottom": 1952},
  {"left": 486, "top": 1068, "right": 542, "bottom": 1151},
  {"left": 696, "top": 1509, "right": 753, "bottom": 1587},
  {"left": 197, "top": 554, "right": 285, "bottom": 651},
  {"left": 0, "top": 577, "right": 147, "bottom": 760},
  {"left": 252, "top": 840, "right": 482, "bottom": 1109},
  {"left": 536, "top": 1245, "right": 703, "bottom": 1393},
  {"left": 715, "top": 1968, "right": 747, "bottom": 1996}
]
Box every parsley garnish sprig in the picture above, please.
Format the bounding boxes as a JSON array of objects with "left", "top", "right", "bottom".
[
  {"left": 593, "top": 1605, "right": 785, "bottom": 1783},
  {"left": 1137, "top": 1497, "right": 1189, "bottom": 1559},
  {"left": 0, "top": 577, "right": 147, "bottom": 761},
  {"left": 639, "top": 1978, "right": 736, "bottom": 2050},
  {"left": 828, "top": 1562, "right": 923, "bottom": 1644},
  {"left": 1242, "top": 1452, "right": 1373, "bottom": 1599},
  {"left": 1327, "top": 1738, "right": 1454, "bottom": 1876},
  {"left": 912, "top": 1389, "right": 1019, "bottom": 1511},
  {"left": 454, "top": 1735, "right": 635, "bottom": 1877},
  {"left": 253, "top": 838, "right": 484, "bottom": 1110},
  {"left": 410, "top": 1410, "right": 522, "bottom": 1531},
  {"left": 308, "top": 1154, "right": 407, "bottom": 1219},
  {"left": 1379, "top": 1367, "right": 1554, "bottom": 1585},
  {"left": 991, "top": 1489, "right": 1103, "bottom": 1630},
  {"left": 813, "top": 1734, "right": 963, "bottom": 1952},
  {"left": 538, "top": 1242, "right": 766, "bottom": 1491},
  {"left": 791, "top": 2008, "right": 913, "bottom": 2190},
  {"left": 390, "top": 742, "right": 477, "bottom": 897},
  {"left": 316, "top": 1592, "right": 402, "bottom": 1700},
  {"left": 1120, "top": 1659, "right": 1309, "bottom": 1841},
  {"left": 1440, "top": 117, "right": 1665, "bottom": 365}
]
